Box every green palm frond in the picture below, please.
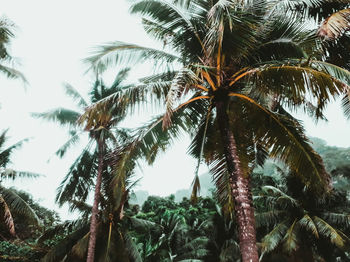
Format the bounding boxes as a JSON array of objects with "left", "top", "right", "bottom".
[
  {"left": 163, "top": 68, "right": 199, "bottom": 129},
  {"left": 230, "top": 94, "right": 330, "bottom": 195},
  {"left": 0, "top": 135, "right": 28, "bottom": 168},
  {"left": 210, "top": 157, "right": 234, "bottom": 215},
  {"left": 314, "top": 216, "right": 349, "bottom": 248},
  {"left": 283, "top": 219, "right": 299, "bottom": 253},
  {"left": 68, "top": 200, "right": 92, "bottom": 215},
  {"left": 129, "top": 217, "right": 162, "bottom": 234},
  {"left": 251, "top": 62, "right": 347, "bottom": 120},
  {"left": 255, "top": 210, "right": 286, "bottom": 228},
  {"left": 130, "top": 0, "right": 205, "bottom": 52},
  {"left": 70, "top": 231, "right": 90, "bottom": 259},
  {"left": 37, "top": 219, "right": 88, "bottom": 244},
  {"left": 110, "top": 67, "right": 131, "bottom": 89},
  {"left": 41, "top": 224, "right": 90, "bottom": 262},
  {"left": 0, "top": 186, "right": 41, "bottom": 226},
  {"left": 299, "top": 214, "right": 319, "bottom": 238},
  {"left": 261, "top": 220, "right": 289, "bottom": 255},
  {"left": 341, "top": 92, "right": 350, "bottom": 119},
  {"left": 0, "top": 169, "right": 41, "bottom": 180},
  {"left": 63, "top": 82, "right": 88, "bottom": 108},
  {"left": 124, "top": 232, "right": 143, "bottom": 262},
  {"left": 32, "top": 108, "right": 81, "bottom": 127},
  {"left": 55, "top": 144, "right": 97, "bottom": 206},
  {"left": 54, "top": 130, "right": 82, "bottom": 158},
  {"left": 0, "top": 63, "right": 27, "bottom": 82},
  {"left": 260, "top": 185, "right": 299, "bottom": 207},
  {"left": 84, "top": 41, "right": 180, "bottom": 73},
  {"left": 320, "top": 212, "right": 350, "bottom": 228}
]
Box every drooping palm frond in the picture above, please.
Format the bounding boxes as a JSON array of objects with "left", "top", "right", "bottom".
[
  {"left": 37, "top": 218, "right": 88, "bottom": 244},
  {"left": 41, "top": 224, "right": 90, "bottom": 262},
  {"left": 282, "top": 219, "right": 299, "bottom": 253},
  {"left": 255, "top": 210, "right": 286, "bottom": 228},
  {"left": 0, "top": 169, "right": 41, "bottom": 180},
  {"left": 0, "top": 63, "right": 26, "bottom": 82},
  {"left": 260, "top": 220, "right": 289, "bottom": 255},
  {"left": 84, "top": 41, "right": 180, "bottom": 73},
  {"left": 63, "top": 82, "right": 88, "bottom": 108},
  {"left": 32, "top": 108, "right": 81, "bottom": 127},
  {"left": 54, "top": 130, "right": 82, "bottom": 158},
  {"left": 55, "top": 144, "right": 97, "bottom": 206},
  {"left": 313, "top": 216, "right": 350, "bottom": 249},
  {"left": 299, "top": 214, "right": 319, "bottom": 238},
  {"left": 124, "top": 232, "right": 143, "bottom": 262},
  {"left": 0, "top": 134, "right": 28, "bottom": 168},
  {"left": 341, "top": 92, "right": 350, "bottom": 119},
  {"left": 131, "top": 0, "right": 205, "bottom": 54},
  {"left": 228, "top": 94, "right": 331, "bottom": 195},
  {"left": 0, "top": 186, "right": 40, "bottom": 226},
  {"left": 321, "top": 212, "right": 350, "bottom": 228},
  {"left": 318, "top": 8, "right": 350, "bottom": 39},
  {"left": 0, "top": 194, "right": 15, "bottom": 236}
]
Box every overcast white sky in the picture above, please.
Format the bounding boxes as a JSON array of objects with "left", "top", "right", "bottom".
[{"left": 1, "top": 0, "right": 350, "bottom": 220}]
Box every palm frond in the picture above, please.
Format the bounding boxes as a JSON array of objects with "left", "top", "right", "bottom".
[
  {"left": 314, "top": 216, "right": 349, "bottom": 248},
  {"left": 341, "top": 92, "right": 350, "bottom": 119},
  {"left": 63, "top": 82, "right": 88, "bottom": 108},
  {"left": 124, "top": 232, "right": 143, "bottom": 262},
  {"left": 84, "top": 41, "right": 180, "bottom": 73},
  {"left": 283, "top": 219, "right": 299, "bottom": 253},
  {"left": 41, "top": 224, "right": 90, "bottom": 262},
  {"left": 320, "top": 212, "right": 350, "bottom": 228},
  {"left": 260, "top": 220, "right": 289, "bottom": 255},
  {"left": 32, "top": 108, "right": 81, "bottom": 127},
  {"left": 54, "top": 130, "right": 82, "bottom": 158},
  {"left": 0, "top": 63, "right": 27, "bottom": 82},
  {"left": 0, "top": 137, "right": 28, "bottom": 168},
  {"left": 163, "top": 68, "right": 199, "bottom": 129},
  {"left": 130, "top": 0, "right": 205, "bottom": 52},
  {"left": 255, "top": 210, "right": 286, "bottom": 228},
  {"left": 299, "top": 214, "right": 319, "bottom": 238},
  {"left": 229, "top": 94, "right": 331, "bottom": 195},
  {"left": 0, "top": 194, "right": 15, "bottom": 236},
  {"left": 318, "top": 8, "right": 350, "bottom": 39},
  {"left": 55, "top": 144, "right": 97, "bottom": 206},
  {"left": 0, "top": 169, "right": 41, "bottom": 180},
  {"left": 0, "top": 186, "right": 41, "bottom": 226}
]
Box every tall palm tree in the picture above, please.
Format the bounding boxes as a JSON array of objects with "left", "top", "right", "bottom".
[
  {"left": 82, "top": 0, "right": 350, "bottom": 261},
  {"left": 33, "top": 69, "right": 133, "bottom": 262}
]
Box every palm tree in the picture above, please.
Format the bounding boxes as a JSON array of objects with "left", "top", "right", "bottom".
[
  {"left": 82, "top": 1, "right": 350, "bottom": 261},
  {"left": 33, "top": 69, "right": 133, "bottom": 262},
  {"left": 255, "top": 174, "right": 350, "bottom": 262},
  {"left": 0, "top": 129, "right": 41, "bottom": 239},
  {"left": 40, "top": 169, "right": 145, "bottom": 262}
]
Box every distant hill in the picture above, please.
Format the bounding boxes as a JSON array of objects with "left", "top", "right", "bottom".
[
  {"left": 130, "top": 137, "right": 350, "bottom": 205},
  {"left": 130, "top": 172, "right": 215, "bottom": 205}
]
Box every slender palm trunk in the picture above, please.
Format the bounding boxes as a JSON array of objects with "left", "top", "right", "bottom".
[
  {"left": 216, "top": 99, "right": 259, "bottom": 262},
  {"left": 86, "top": 139, "right": 104, "bottom": 262}
]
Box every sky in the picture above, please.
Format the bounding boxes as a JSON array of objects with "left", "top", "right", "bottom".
[{"left": 0, "top": 0, "right": 350, "bottom": 220}]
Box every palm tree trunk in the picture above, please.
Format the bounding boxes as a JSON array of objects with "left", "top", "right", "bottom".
[
  {"left": 216, "top": 99, "right": 259, "bottom": 262},
  {"left": 86, "top": 139, "right": 104, "bottom": 262}
]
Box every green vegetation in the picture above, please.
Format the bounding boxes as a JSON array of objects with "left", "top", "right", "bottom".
[{"left": 1, "top": 0, "right": 350, "bottom": 261}]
